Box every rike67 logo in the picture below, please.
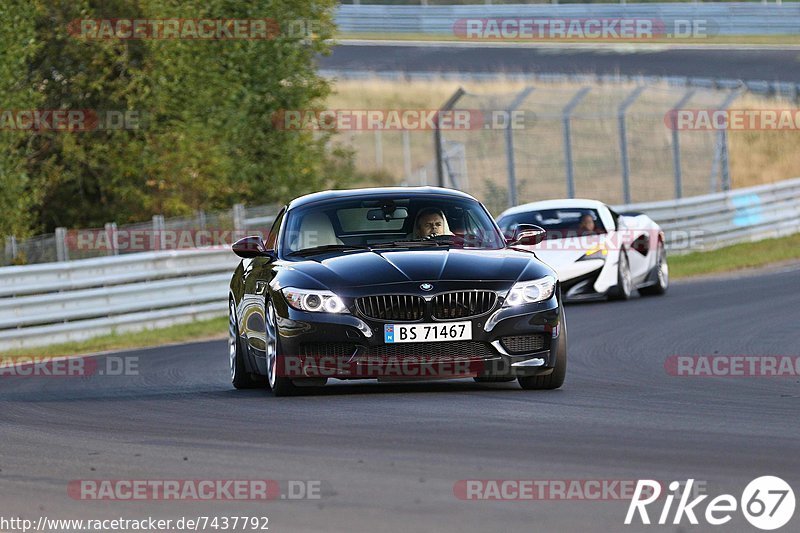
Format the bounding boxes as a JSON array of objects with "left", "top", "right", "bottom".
[{"left": 625, "top": 477, "right": 795, "bottom": 530}]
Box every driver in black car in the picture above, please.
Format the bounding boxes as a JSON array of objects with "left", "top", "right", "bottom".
[{"left": 413, "top": 207, "right": 454, "bottom": 239}]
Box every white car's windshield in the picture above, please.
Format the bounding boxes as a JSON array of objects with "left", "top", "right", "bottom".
[{"left": 498, "top": 208, "right": 607, "bottom": 240}]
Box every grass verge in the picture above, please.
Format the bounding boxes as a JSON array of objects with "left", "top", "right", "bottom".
[
  {"left": 2, "top": 316, "right": 227, "bottom": 358},
  {"left": 3, "top": 234, "right": 798, "bottom": 357},
  {"left": 669, "top": 233, "right": 800, "bottom": 279}
]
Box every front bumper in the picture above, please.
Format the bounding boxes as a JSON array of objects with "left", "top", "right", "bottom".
[
  {"left": 561, "top": 262, "right": 607, "bottom": 302},
  {"left": 269, "top": 293, "right": 564, "bottom": 380}
]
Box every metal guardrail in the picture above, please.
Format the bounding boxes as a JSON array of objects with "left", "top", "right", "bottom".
[
  {"left": 1, "top": 178, "right": 798, "bottom": 351},
  {"left": 615, "top": 176, "right": 800, "bottom": 250},
  {"left": 336, "top": 4, "right": 800, "bottom": 36},
  {"left": 0, "top": 249, "right": 238, "bottom": 350}
]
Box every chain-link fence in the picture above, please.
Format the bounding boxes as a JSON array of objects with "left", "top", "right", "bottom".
[
  {"left": 338, "top": 80, "right": 760, "bottom": 215},
  {"left": 431, "top": 83, "right": 754, "bottom": 215}
]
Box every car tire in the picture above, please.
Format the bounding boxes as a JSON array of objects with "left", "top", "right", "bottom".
[
  {"left": 229, "top": 300, "right": 261, "bottom": 389},
  {"left": 518, "top": 316, "right": 567, "bottom": 391},
  {"left": 608, "top": 250, "right": 633, "bottom": 301},
  {"left": 639, "top": 240, "right": 668, "bottom": 296},
  {"left": 265, "top": 300, "right": 299, "bottom": 397}
]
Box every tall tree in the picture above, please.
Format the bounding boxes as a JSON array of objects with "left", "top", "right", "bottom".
[{"left": 3, "top": 0, "right": 351, "bottom": 235}]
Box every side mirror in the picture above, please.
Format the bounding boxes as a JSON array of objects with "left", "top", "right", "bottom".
[
  {"left": 232, "top": 236, "right": 274, "bottom": 259},
  {"left": 508, "top": 224, "right": 546, "bottom": 246}
]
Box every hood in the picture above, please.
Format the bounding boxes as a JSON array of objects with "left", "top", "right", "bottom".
[{"left": 279, "top": 248, "right": 553, "bottom": 290}]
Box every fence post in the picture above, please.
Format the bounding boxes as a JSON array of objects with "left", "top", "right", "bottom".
[
  {"left": 104, "top": 222, "right": 119, "bottom": 255},
  {"left": 669, "top": 89, "right": 696, "bottom": 199},
  {"left": 402, "top": 130, "right": 412, "bottom": 185},
  {"left": 504, "top": 87, "right": 534, "bottom": 208},
  {"left": 55, "top": 227, "right": 69, "bottom": 262},
  {"left": 711, "top": 88, "right": 742, "bottom": 192},
  {"left": 233, "top": 204, "right": 246, "bottom": 239},
  {"left": 374, "top": 130, "right": 383, "bottom": 169},
  {"left": 435, "top": 88, "right": 465, "bottom": 188},
  {"left": 152, "top": 215, "right": 165, "bottom": 250},
  {"left": 562, "top": 87, "right": 591, "bottom": 199},
  {"left": 5, "top": 235, "right": 18, "bottom": 263},
  {"left": 719, "top": 130, "right": 731, "bottom": 191},
  {"left": 618, "top": 85, "right": 647, "bottom": 204}
]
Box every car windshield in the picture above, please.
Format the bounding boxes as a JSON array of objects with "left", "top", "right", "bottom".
[
  {"left": 498, "top": 208, "right": 607, "bottom": 240},
  {"left": 281, "top": 195, "right": 505, "bottom": 255}
]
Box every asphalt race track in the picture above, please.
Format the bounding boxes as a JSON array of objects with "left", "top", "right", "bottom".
[
  {"left": 321, "top": 42, "right": 800, "bottom": 83},
  {"left": 2, "top": 265, "right": 799, "bottom": 532}
]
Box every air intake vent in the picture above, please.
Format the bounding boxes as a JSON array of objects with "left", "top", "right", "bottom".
[{"left": 500, "top": 335, "right": 546, "bottom": 354}]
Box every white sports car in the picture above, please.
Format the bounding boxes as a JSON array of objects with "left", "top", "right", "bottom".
[{"left": 496, "top": 199, "right": 669, "bottom": 301}]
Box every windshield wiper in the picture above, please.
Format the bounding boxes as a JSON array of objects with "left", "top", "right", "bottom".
[
  {"left": 287, "top": 244, "right": 371, "bottom": 257},
  {"left": 370, "top": 239, "right": 453, "bottom": 249}
]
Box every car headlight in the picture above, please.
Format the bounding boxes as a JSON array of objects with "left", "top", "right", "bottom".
[
  {"left": 282, "top": 287, "right": 349, "bottom": 314},
  {"left": 503, "top": 276, "right": 556, "bottom": 307}
]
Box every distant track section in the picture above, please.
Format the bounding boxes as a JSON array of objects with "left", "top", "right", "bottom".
[{"left": 321, "top": 42, "right": 800, "bottom": 83}]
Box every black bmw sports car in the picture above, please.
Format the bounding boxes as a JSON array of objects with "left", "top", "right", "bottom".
[{"left": 228, "top": 187, "right": 567, "bottom": 396}]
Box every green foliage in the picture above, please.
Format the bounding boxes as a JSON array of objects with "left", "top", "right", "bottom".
[
  {"left": 1, "top": 0, "right": 352, "bottom": 235},
  {"left": 0, "top": 0, "right": 41, "bottom": 238}
]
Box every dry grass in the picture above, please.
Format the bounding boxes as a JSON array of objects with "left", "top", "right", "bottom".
[
  {"left": 326, "top": 77, "right": 800, "bottom": 206},
  {"left": 727, "top": 94, "right": 800, "bottom": 188}
]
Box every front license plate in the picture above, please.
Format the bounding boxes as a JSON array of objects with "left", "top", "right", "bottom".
[{"left": 384, "top": 322, "right": 472, "bottom": 343}]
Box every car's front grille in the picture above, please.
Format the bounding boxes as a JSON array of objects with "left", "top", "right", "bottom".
[
  {"left": 363, "top": 341, "right": 496, "bottom": 362},
  {"left": 432, "top": 290, "right": 497, "bottom": 319},
  {"left": 356, "top": 295, "right": 426, "bottom": 321},
  {"left": 356, "top": 290, "right": 498, "bottom": 322},
  {"left": 500, "top": 334, "right": 546, "bottom": 354}
]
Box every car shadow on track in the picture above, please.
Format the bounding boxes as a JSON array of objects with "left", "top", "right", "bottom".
[{"left": 266, "top": 379, "right": 567, "bottom": 397}]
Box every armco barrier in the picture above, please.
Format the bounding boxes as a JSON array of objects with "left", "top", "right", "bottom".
[
  {"left": 336, "top": 4, "right": 800, "bottom": 36},
  {"left": 616, "top": 177, "right": 800, "bottom": 250},
  {"left": 1, "top": 178, "right": 799, "bottom": 350},
  {"left": 0, "top": 250, "right": 238, "bottom": 350}
]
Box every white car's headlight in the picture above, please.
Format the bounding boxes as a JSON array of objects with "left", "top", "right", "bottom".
[
  {"left": 282, "top": 287, "right": 349, "bottom": 314},
  {"left": 503, "top": 276, "right": 556, "bottom": 307}
]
